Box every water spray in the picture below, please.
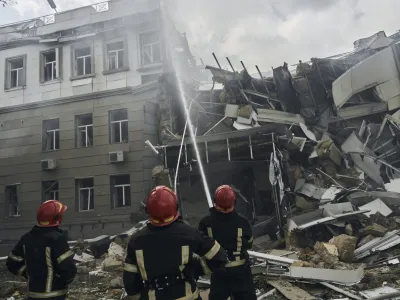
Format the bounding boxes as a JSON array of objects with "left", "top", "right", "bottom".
[{"left": 161, "top": 5, "right": 213, "bottom": 208}]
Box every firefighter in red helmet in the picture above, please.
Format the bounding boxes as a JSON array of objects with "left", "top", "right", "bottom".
[
  {"left": 123, "top": 185, "right": 228, "bottom": 300},
  {"left": 6, "top": 200, "right": 77, "bottom": 300},
  {"left": 198, "top": 185, "right": 257, "bottom": 300}
]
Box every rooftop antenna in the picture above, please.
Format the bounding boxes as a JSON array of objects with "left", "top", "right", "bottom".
[{"left": 47, "top": 0, "right": 58, "bottom": 14}]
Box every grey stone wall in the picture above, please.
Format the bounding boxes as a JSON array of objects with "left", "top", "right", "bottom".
[{"left": 0, "top": 86, "right": 159, "bottom": 241}]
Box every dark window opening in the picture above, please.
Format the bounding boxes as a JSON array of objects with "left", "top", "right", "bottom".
[
  {"left": 109, "top": 109, "right": 128, "bottom": 143},
  {"left": 43, "top": 119, "right": 60, "bottom": 151},
  {"left": 111, "top": 175, "right": 130, "bottom": 208},
  {"left": 76, "top": 178, "right": 94, "bottom": 211}
]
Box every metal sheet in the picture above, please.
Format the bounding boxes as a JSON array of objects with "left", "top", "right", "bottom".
[
  {"left": 341, "top": 132, "right": 384, "bottom": 186},
  {"left": 248, "top": 250, "right": 296, "bottom": 266},
  {"left": 257, "top": 108, "right": 305, "bottom": 125},
  {"left": 289, "top": 266, "right": 364, "bottom": 285},
  {"left": 348, "top": 191, "right": 400, "bottom": 206},
  {"left": 359, "top": 198, "right": 393, "bottom": 217},
  {"left": 359, "top": 287, "right": 400, "bottom": 299},
  {"left": 297, "top": 183, "right": 327, "bottom": 199}
]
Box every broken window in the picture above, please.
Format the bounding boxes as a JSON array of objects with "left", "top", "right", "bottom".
[
  {"left": 140, "top": 31, "right": 161, "bottom": 65},
  {"left": 6, "top": 185, "right": 20, "bottom": 217},
  {"left": 107, "top": 41, "right": 125, "bottom": 70},
  {"left": 76, "top": 114, "right": 93, "bottom": 148},
  {"left": 43, "top": 119, "right": 60, "bottom": 151},
  {"left": 109, "top": 109, "right": 128, "bottom": 143},
  {"left": 111, "top": 175, "right": 130, "bottom": 208},
  {"left": 6, "top": 56, "right": 26, "bottom": 89},
  {"left": 41, "top": 49, "right": 61, "bottom": 82},
  {"left": 42, "top": 180, "right": 59, "bottom": 202},
  {"left": 75, "top": 47, "right": 92, "bottom": 76},
  {"left": 76, "top": 178, "right": 94, "bottom": 211}
]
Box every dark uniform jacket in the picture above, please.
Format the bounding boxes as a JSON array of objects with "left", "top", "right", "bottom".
[
  {"left": 6, "top": 226, "right": 77, "bottom": 300},
  {"left": 123, "top": 219, "right": 228, "bottom": 300},
  {"left": 198, "top": 208, "right": 255, "bottom": 294}
]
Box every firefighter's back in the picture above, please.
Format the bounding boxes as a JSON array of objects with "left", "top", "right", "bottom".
[{"left": 125, "top": 219, "right": 225, "bottom": 300}]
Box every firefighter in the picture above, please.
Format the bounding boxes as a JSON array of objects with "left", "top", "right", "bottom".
[
  {"left": 198, "top": 185, "right": 257, "bottom": 300},
  {"left": 123, "top": 185, "right": 228, "bottom": 300},
  {"left": 6, "top": 200, "right": 77, "bottom": 300}
]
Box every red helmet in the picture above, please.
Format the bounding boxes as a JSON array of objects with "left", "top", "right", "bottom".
[
  {"left": 37, "top": 200, "right": 67, "bottom": 227},
  {"left": 146, "top": 186, "right": 178, "bottom": 227},
  {"left": 214, "top": 185, "right": 236, "bottom": 213}
]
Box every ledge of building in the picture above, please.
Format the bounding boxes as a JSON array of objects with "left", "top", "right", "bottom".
[{"left": 0, "top": 82, "right": 158, "bottom": 114}]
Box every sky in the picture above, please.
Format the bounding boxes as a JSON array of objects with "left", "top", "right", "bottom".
[{"left": 0, "top": 0, "right": 399, "bottom": 74}]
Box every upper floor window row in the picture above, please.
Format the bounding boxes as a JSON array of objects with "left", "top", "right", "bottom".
[
  {"left": 42, "top": 109, "right": 129, "bottom": 152},
  {"left": 4, "top": 31, "right": 162, "bottom": 90}
]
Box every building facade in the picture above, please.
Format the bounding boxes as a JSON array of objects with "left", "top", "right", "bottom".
[{"left": 0, "top": 0, "right": 169, "bottom": 241}]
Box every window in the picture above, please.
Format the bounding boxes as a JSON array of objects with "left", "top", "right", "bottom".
[
  {"left": 72, "top": 45, "right": 94, "bottom": 78},
  {"left": 42, "top": 181, "right": 59, "bottom": 203},
  {"left": 43, "top": 119, "right": 60, "bottom": 151},
  {"left": 141, "top": 73, "right": 160, "bottom": 84},
  {"left": 109, "top": 109, "right": 128, "bottom": 143},
  {"left": 76, "top": 114, "right": 93, "bottom": 148},
  {"left": 5, "top": 185, "right": 20, "bottom": 217},
  {"left": 41, "top": 49, "right": 61, "bottom": 82},
  {"left": 140, "top": 31, "right": 161, "bottom": 65},
  {"left": 111, "top": 175, "right": 130, "bottom": 208},
  {"left": 76, "top": 178, "right": 94, "bottom": 211},
  {"left": 107, "top": 41, "right": 124, "bottom": 70},
  {"left": 5, "top": 56, "right": 26, "bottom": 89}
]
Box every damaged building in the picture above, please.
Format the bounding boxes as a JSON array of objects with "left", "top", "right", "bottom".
[{"left": 0, "top": 0, "right": 206, "bottom": 251}]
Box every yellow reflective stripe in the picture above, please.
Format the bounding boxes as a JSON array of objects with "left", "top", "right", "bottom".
[
  {"left": 8, "top": 252, "right": 24, "bottom": 262},
  {"left": 148, "top": 289, "right": 156, "bottom": 300},
  {"left": 182, "top": 245, "right": 189, "bottom": 265},
  {"left": 45, "top": 247, "right": 53, "bottom": 293},
  {"left": 17, "top": 265, "right": 26, "bottom": 276},
  {"left": 204, "top": 241, "right": 221, "bottom": 260},
  {"left": 56, "top": 250, "right": 74, "bottom": 264},
  {"left": 207, "top": 227, "right": 213, "bottom": 238},
  {"left": 179, "top": 245, "right": 190, "bottom": 272},
  {"left": 124, "top": 263, "right": 138, "bottom": 273},
  {"left": 135, "top": 250, "right": 148, "bottom": 281},
  {"left": 237, "top": 228, "right": 243, "bottom": 253},
  {"left": 226, "top": 259, "right": 246, "bottom": 268},
  {"left": 27, "top": 290, "right": 68, "bottom": 298},
  {"left": 248, "top": 236, "right": 253, "bottom": 244},
  {"left": 199, "top": 257, "right": 211, "bottom": 275}
]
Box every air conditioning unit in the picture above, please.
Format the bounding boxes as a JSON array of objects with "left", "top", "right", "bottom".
[
  {"left": 41, "top": 159, "right": 57, "bottom": 170},
  {"left": 109, "top": 151, "right": 124, "bottom": 163}
]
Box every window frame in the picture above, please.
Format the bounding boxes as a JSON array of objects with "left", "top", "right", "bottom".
[
  {"left": 5, "top": 55, "right": 27, "bottom": 90},
  {"left": 40, "top": 48, "right": 62, "bottom": 83},
  {"left": 70, "top": 43, "right": 95, "bottom": 81},
  {"left": 76, "top": 178, "right": 95, "bottom": 212},
  {"left": 110, "top": 175, "right": 131, "bottom": 208},
  {"left": 103, "top": 37, "right": 129, "bottom": 75},
  {"left": 109, "top": 109, "right": 128, "bottom": 144},
  {"left": 42, "top": 180, "right": 59, "bottom": 203},
  {"left": 75, "top": 114, "right": 93, "bottom": 148},
  {"left": 139, "top": 31, "right": 162, "bottom": 66},
  {"left": 5, "top": 184, "right": 21, "bottom": 217},
  {"left": 42, "top": 118, "right": 60, "bottom": 152}
]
